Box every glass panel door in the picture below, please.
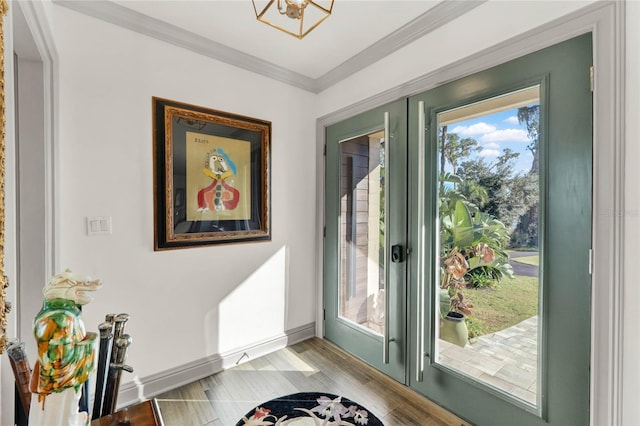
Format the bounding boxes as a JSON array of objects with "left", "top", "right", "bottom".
[
  {"left": 434, "top": 86, "right": 541, "bottom": 406},
  {"left": 408, "top": 33, "right": 592, "bottom": 425},
  {"left": 338, "top": 130, "right": 386, "bottom": 335},
  {"left": 325, "top": 99, "right": 407, "bottom": 383}
]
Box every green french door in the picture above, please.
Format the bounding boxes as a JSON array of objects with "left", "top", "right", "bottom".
[
  {"left": 324, "top": 100, "right": 407, "bottom": 382},
  {"left": 325, "top": 33, "right": 592, "bottom": 425},
  {"left": 408, "top": 33, "right": 592, "bottom": 425}
]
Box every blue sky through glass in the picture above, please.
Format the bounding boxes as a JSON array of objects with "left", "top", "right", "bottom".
[{"left": 445, "top": 104, "right": 538, "bottom": 175}]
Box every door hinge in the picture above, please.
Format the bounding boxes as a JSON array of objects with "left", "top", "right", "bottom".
[
  {"left": 323, "top": 309, "right": 326, "bottom": 321},
  {"left": 324, "top": 142, "right": 327, "bottom": 156},
  {"left": 323, "top": 226, "right": 326, "bottom": 238},
  {"left": 588, "top": 248, "right": 593, "bottom": 275},
  {"left": 590, "top": 66, "right": 594, "bottom": 92}
]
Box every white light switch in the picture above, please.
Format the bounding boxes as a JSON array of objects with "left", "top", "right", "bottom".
[{"left": 87, "top": 216, "right": 112, "bottom": 236}]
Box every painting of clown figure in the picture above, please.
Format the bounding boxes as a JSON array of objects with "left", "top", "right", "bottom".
[
  {"left": 197, "top": 148, "right": 239, "bottom": 212},
  {"left": 186, "top": 131, "right": 251, "bottom": 222}
]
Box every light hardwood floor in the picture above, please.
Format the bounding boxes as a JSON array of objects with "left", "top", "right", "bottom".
[{"left": 155, "top": 337, "right": 471, "bottom": 425}]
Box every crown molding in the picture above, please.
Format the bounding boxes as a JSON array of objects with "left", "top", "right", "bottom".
[
  {"left": 315, "top": 0, "right": 486, "bottom": 92},
  {"left": 54, "top": 0, "right": 318, "bottom": 92},
  {"left": 53, "top": 0, "right": 484, "bottom": 94}
]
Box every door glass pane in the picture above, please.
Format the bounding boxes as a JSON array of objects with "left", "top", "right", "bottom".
[
  {"left": 339, "top": 130, "right": 385, "bottom": 336},
  {"left": 435, "top": 87, "right": 541, "bottom": 407}
]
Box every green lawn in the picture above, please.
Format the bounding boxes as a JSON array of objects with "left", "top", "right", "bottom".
[{"left": 464, "top": 275, "right": 538, "bottom": 336}]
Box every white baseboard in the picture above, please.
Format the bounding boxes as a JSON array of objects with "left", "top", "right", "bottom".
[{"left": 116, "top": 322, "right": 316, "bottom": 408}]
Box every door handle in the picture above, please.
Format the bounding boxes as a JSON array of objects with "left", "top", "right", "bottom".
[
  {"left": 416, "top": 100, "right": 426, "bottom": 382},
  {"left": 383, "top": 111, "right": 392, "bottom": 364},
  {"left": 391, "top": 245, "right": 405, "bottom": 263}
]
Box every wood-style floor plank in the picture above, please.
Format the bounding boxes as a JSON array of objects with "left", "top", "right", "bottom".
[
  {"left": 155, "top": 337, "right": 471, "bottom": 425},
  {"left": 155, "top": 381, "right": 218, "bottom": 426}
]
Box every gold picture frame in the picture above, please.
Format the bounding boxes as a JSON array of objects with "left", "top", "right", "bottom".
[
  {"left": 153, "top": 98, "right": 271, "bottom": 250},
  {"left": 0, "top": 0, "right": 9, "bottom": 354}
]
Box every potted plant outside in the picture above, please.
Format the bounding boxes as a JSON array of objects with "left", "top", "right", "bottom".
[{"left": 439, "top": 200, "right": 513, "bottom": 346}]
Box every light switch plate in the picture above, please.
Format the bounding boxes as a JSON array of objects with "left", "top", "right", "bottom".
[{"left": 87, "top": 216, "right": 112, "bottom": 236}]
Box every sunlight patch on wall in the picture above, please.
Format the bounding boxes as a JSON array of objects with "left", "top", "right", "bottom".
[{"left": 206, "top": 246, "right": 288, "bottom": 355}]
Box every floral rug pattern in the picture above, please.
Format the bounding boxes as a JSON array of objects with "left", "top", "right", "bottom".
[{"left": 236, "top": 392, "right": 384, "bottom": 425}]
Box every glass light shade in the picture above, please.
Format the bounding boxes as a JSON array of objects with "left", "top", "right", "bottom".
[{"left": 252, "top": 0, "right": 334, "bottom": 39}]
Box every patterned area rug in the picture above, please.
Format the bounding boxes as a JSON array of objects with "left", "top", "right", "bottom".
[{"left": 236, "top": 392, "right": 384, "bottom": 425}]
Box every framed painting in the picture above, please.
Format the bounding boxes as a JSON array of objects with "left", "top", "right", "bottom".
[{"left": 153, "top": 97, "right": 271, "bottom": 250}]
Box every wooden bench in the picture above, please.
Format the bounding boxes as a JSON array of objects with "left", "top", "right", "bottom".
[{"left": 91, "top": 399, "right": 164, "bottom": 426}]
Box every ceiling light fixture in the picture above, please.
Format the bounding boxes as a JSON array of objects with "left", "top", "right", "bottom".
[{"left": 252, "top": 0, "right": 334, "bottom": 39}]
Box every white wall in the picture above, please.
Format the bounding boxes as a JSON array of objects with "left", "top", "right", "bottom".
[{"left": 36, "top": 4, "right": 319, "bottom": 389}]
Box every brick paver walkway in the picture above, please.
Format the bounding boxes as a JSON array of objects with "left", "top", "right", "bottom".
[{"left": 438, "top": 316, "right": 538, "bottom": 405}]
